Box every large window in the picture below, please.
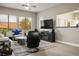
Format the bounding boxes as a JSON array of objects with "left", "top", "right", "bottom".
[
  {"left": 9, "top": 15, "right": 17, "bottom": 29},
  {"left": 27, "top": 17, "right": 32, "bottom": 29},
  {"left": 19, "top": 17, "right": 32, "bottom": 30},
  {"left": 0, "top": 14, "right": 8, "bottom": 29},
  {"left": 0, "top": 14, "right": 32, "bottom": 30},
  {"left": 19, "top": 16, "right": 25, "bottom": 29}
]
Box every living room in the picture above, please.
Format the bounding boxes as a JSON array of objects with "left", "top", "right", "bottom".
[{"left": 0, "top": 3, "right": 79, "bottom": 56}]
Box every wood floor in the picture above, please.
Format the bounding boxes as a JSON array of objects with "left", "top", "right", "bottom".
[{"left": 28, "top": 42, "right": 79, "bottom": 56}]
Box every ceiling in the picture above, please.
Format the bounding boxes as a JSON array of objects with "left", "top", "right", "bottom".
[{"left": 0, "top": 3, "right": 59, "bottom": 12}]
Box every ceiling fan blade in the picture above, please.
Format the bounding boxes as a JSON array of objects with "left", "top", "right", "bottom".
[
  {"left": 31, "top": 5, "right": 36, "bottom": 7},
  {"left": 22, "top": 4, "right": 28, "bottom": 7},
  {"left": 22, "top": 4, "right": 36, "bottom": 8}
]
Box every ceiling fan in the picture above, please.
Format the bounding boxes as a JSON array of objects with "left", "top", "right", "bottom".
[{"left": 22, "top": 3, "right": 36, "bottom": 10}]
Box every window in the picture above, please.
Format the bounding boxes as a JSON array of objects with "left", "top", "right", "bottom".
[
  {"left": 19, "top": 16, "right": 26, "bottom": 29},
  {"left": 9, "top": 15, "right": 17, "bottom": 29},
  {"left": 0, "top": 14, "right": 8, "bottom": 29},
  {"left": 0, "top": 14, "right": 32, "bottom": 30},
  {"left": 56, "top": 10, "right": 79, "bottom": 27},
  {"left": 27, "top": 17, "right": 32, "bottom": 29},
  {"left": 19, "top": 17, "right": 32, "bottom": 30}
]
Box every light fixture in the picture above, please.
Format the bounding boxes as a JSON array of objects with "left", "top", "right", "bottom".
[
  {"left": 73, "top": 10, "right": 79, "bottom": 13},
  {"left": 22, "top": 3, "right": 36, "bottom": 10},
  {"left": 24, "top": 6, "right": 29, "bottom": 10},
  {"left": 26, "top": 3, "right": 30, "bottom": 6},
  {"left": 22, "top": 3, "right": 30, "bottom": 10}
]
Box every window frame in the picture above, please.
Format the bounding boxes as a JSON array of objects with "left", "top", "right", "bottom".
[{"left": 0, "top": 14, "right": 32, "bottom": 30}]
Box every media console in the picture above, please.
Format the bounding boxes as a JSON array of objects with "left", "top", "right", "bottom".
[
  {"left": 39, "top": 29, "right": 55, "bottom": 42},
  {"left": 39, "top": 19, "right": 55, "bottom": 42}
]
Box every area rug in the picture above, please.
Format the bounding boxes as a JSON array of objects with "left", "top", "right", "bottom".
[{"left": 11, "top": 40, "right": 56, "bottom": 56}]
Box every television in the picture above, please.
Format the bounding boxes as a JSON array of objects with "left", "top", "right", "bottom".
[{"left": 41, "top": 19, "right": 53, "bottom": 29}]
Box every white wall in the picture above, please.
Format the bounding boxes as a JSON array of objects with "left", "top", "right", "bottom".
[
  {"left": 37, "top": 3, "right": 79, "bottom": 46},
  {"left": 0, "top": 6, "right": 37, "bottom": 30},
  {"left": 56, "top": 28, "right": 79, "bottom": 46}
]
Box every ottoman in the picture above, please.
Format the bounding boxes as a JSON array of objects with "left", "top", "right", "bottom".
[{"left": 16, "top": 37, "right": 27, "bottom": 45}]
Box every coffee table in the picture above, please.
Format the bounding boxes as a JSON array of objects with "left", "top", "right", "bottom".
[{"left": 15, "top": 36, "right": 27, "bottom": 45}]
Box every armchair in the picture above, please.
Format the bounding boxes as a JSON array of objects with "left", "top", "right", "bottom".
[{"left": 27, "top": 31, "right": 40, "bottom": 53}]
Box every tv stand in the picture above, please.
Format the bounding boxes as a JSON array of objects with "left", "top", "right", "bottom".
[
  {"left": 40, "top": 19, "right": 55, "bottom": 42},
  {"left": 40, "top": 29, "right": 55, "bottom": 42}
]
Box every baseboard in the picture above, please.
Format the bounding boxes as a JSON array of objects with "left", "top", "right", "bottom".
[{"left": 56, "top": 40, "right": 79, "bottom": 47}]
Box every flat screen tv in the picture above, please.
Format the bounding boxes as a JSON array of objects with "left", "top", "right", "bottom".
[{"left": 41, "top": 19, "right": 53, "bottom": 29}]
